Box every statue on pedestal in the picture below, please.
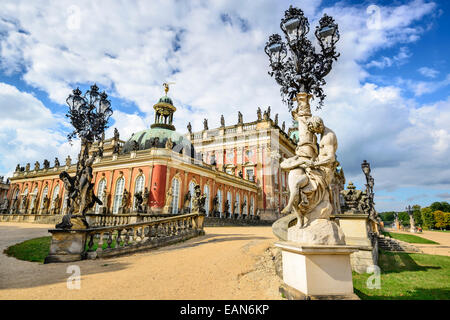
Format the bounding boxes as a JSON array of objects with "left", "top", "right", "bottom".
[
  {"left": 121, "top": 189, "right": 129, "bottom": 213},
  {"left": 187, "top": 122, "right": 192, "bottom": 134},
  {"left": 142, "top": 187, "right": 149, "bottom": 213},
  {"left": 191, "top": 184, "right": 206, "bottom": 214},
  {"left": 25, "top": 163, "right": 30, "bottom": 172},
  {"left": 43, "top": 159, "right": 50, "bottom": 169},
  {"left": 54, "top": 157, "right": 60, "bottom": 168},
  {"left": 34, "top": 161, "right": 40, "bottom": 171},
  {"left": 220, "top": 115, "right": 225, "bottom": 127},
  {"left": 203, "top": 119, "right": 208, "bottom": 131},
  {"left": 280, "top": 95, "right": 345, "bottom": 245},
  {"left": 163, "top": 187, "right": 173, "bottom": 214},
  {"left": 65, "top": 156, "right": 72, "bottom": 167},
  {"left": 257, "top": 107, "right": 262, "bottom": 121},
  {"left": 238, "top": 111, "right": 243, "bottom": 124},
  {"left": 224, "top": 200, "right": 230, "bottom": 218},
  {"left": 52, "top": 194, "right": 61, "bottom": 215},
  {"left": 134, "top": 190, "right": 144, "bottom": 213}
]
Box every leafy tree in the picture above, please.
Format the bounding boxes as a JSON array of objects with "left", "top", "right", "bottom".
[
  {"left": 379, "top": 211, "right": 395, "bottom": 222},
  {"left": 430, "top": 201, "right": 450, "bottom": 212},
  {"left": 398, "top": 211, "right": 410, "bottom": 226},
  {"left": 434, "top": 210, "right": 450, "bottom": 230},
  {"left": 421, "top": 207, "right": 436, "bottom": 230},
  {"left": 412, "top": 205, "right": 423, "bottom": 226}
]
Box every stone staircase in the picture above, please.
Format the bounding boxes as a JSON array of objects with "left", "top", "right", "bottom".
[{"left": 377, "top": 234, "right": 422, "bottom": 253}]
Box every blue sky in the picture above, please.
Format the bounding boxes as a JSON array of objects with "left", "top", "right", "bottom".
[{"left": 0, "top": 0, "right": 449, "bottom": 212}]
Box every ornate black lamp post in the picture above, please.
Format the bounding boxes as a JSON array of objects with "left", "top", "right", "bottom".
[
  {"left": 361, "top": 160, "right": 377, "bottom": 220},
  {"left": 56, "top": 84, "right": 113, "bottom": 229},
  {"left": 265, "top": 6, "right": 340, "bottom": 111}
]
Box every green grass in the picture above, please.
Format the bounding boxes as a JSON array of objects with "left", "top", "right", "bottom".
[
  {"left": 4, "top": 236, "right": 51, "bottom": 263},
  {"left": 353, "top": 251, "right": 450, "bottom": 300},
  {"left": 383, "top": 231, "right": 439, "bottom": 244}
]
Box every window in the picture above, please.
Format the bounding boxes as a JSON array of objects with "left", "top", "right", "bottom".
[
  {"left": 250, "top": 197, "right": 255, "bottom": 215},
  {"left": 236, "top": 193, "right": 240, "bottom": 215},
  {"left": 189, "top": 181, "right": 196, "bottom": 211},
  {"left": 282, "top": 172, "right": 286, "bottom": 188},
  {"left": 204, "top": 185, "right": 210, "bottom": 216},
  {"left": 227, "top": 191, "right": 232, "bottom": 213},
  {"left": 133, "top": 175, "right": 145, "bottom": 210},
  {"left": 244, "top": 196, "right": 248, "bottom": 215},
  {"left": 21, "top": 187, "right": 28, "bottom": 211},
  {"left": 40, "top": 185, "right": 48, "bottom": 209},
  {"left": 50, "top": 185, "right": 60, "bottom": 210},
  {"left": 246, "top": 169, "right": 254, "bottom": 181},
  {"left": 171, "top": 178, "right": 180, "bottom": 214},
  {"left": 217, "top": 189, "right": 222, "bottom": 216},
  {"left": 112, "top": 177, "right": 125, "bottom": 214},
  {"left": 95, "top": 179, "right": 107, "bottom": 214},
  {"left": 61, "top": 189, "right": 68, "bottom": 214}
]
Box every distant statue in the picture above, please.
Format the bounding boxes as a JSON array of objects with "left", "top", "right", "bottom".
[
  {"left": 21, "top": 195, "right": 28, "bottom": 213},
  {"left": 163, "top": 187, "right": 173, "bottom": 214},
  {"left": 203, "top": 118, "right": 208, "bottom": 131},
  {"left": 263, "top": 110, "right": 269, "bottom": 121},
  {"left": 15, "top": 164, "right": 20, "bottom": 172},
  {"left": 187, "top": 122, "right": 192, "bottom": 134},
  {"left": 52, "top": 194, "right": 61, "bottom": 215},
  {"left": 113, "top": 143, "right": 120, "bottom": 154},
  {"left": 257, "top": 107, "right": 262, "bottom": 121},
  {"left": 54, "top": 157, "right": 60, "bottom": 168},
  {"left": 274, "top": 114, "right": 278, "bottom": 126},
  {"left": 224, "top": 200, "right": 230, "bottom": 216},
  {"left": 25, "top": 163, "right": 30, "bottom": 172},
  {"left": 340, "top": 182, "right": 363, "bottom": 213},
  {"left": 165, "top": 138, "right": 173, "bottom": 150},
  {"left": 210, "top": 151, "right": 216, "bottom": 166},
  {"left": 220, "top": 115, "right": 225, "bottom": 127},
  {"left": 142, "top": 187, "right": 149, "bottom": 213},
  {"left": 267, "top": 106, "right": 271, "bottom": 118},
  {"left": 183, "top": 192, "right": 191, "bottom": 213},
  {"left": 282, "top": 121, "right": 286, "bottom": 132},
  {"left": 191, "top": 184, "right": 206, "bottom": 214},
  {"left": 238, "top": 170, "right": 243, "bottom": 178},
  {"left": 34, "top": 161, "right": 40, "bottom": 171},
  {"left": 134, "top": 190, "right": 143, "bottom": 213},
  {"left": 65, "top": 155, "right": 72, "bottom": 167},
  {"left": 42, "top": 195, "right": 50, "bottom": 213},
  {"left": 132, "top": 140, "right": 139, "bottom": 151},
  {"left": 238, "top": 111, "right": 243, "bottom": 124},
  {"left": 114, "top": 128, "right": 120, "bottom": 141},
  {"left": 212, "top": 195, "right": 219, "bottom": 215},
  {"left": 121, "top": 189, "right": 129, "bottom": 212},
  {"left": 98, "top": 146, "right": 104, "bottom": 157},
  {"left": 43, "top": 159, "right": 50, "bottom": 169}
]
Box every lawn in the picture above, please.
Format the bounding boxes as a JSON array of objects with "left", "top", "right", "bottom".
[
  {"left": 382, "top": 231, "right": 439, "bottom": 244},
  {"left": 4, "top": 236, "right": 51, "bottom": 263},
  {"left": 353, "top": 251, "right": 450, "bottom": 300}
]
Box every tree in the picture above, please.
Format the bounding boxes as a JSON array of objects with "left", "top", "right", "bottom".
[
  {"left": 379, "top": 211, "right": 395, "bottom": 222},
  {"left": 398, "top": 211, "right": 410, "bottom": 226},
  {"left": 430, "top": 201, "right": 450, "bottom": 213},
  {"left": 412, "top": 205, "right": 423, "bottom": 226},
  {"left": 421, "top": 207, "right": 436, "bottom": 230},
  {"left": 434, "top": 210, "right": 450, "bottom": 230}
]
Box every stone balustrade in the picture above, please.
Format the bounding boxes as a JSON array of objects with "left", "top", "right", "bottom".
[{"left": 45, "top": 213, "right": 205, "bottom": 263}]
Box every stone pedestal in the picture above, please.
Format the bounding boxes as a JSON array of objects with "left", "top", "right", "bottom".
[
  {"left": 276, "top": 241, "right": 358, "bottom": 298},
  {"left": 44, "top": 229, "right": 88, "bottom": 263},
  {"left": 337, "top": 214, "right": 378, "bottom": 273}
]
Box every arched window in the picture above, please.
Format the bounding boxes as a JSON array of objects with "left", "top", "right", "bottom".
[
  {"left": 112, "top": 177, "right": 125, "bottom": 214},
  {"left": 203, "top": 185, "right": 210, "bottom": 216},
  {"left": 40, "top": 185, "right": 48, "bottom": 210},
  {"left": 20, "top": 187, "right": 28, "bottom": 211},
  {"left": 133, "top": 175, "right": 145, "bottom": 210},
  {"left": 217, "top": 189, "right": 222, "bottom": 217},
  {"left": 188, "top": 181, "right": 196, "bottom": 210},
  {"left": 244, "top": 195, "right": 248, "bottom": 215},
  {"left": 171, "top": 178, "right": 180, "bottom": 214},
  {"left": 50, "top": 185, "right": 60, "bottom": 210},
  {"left": 236, "top": 193, "right": 240, "bottom": 215},
  {"left": 95, "top": 179, "right": 107, "bottom": 214},
  {"left": 251, "top": 197, "right": 255, "bottom": 215},
  {"left": 61, "top": 189, "right": 68, "bottom": 214},
  {"left": 227, "top": 191, "right": 232, "bottom": 214}
]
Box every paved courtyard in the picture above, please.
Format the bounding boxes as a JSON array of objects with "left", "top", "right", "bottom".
[{"left": 0, "top": 222, "right": 283, "bottom": 300}]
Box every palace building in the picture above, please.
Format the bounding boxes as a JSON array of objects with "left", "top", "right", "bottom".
[{"left": 4, "top": 86, "right": 345, "bottom": 221}]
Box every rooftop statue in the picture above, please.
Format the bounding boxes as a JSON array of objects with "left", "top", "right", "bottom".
[
  {"left": 257, "top": 107, "right": 262, "bottom": 121},
  {"left": 220, "top": 115, "right": 225, "bottom": 127},
  {"left": 238, "top": 111, "right": 243, "bottom": 124},
  {"left": 203, "top": 118, "right": 208, "bottom": 131}
]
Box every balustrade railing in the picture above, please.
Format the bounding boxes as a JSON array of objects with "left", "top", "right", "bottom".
[{"left": 84, "top": 213, "right": 204, "bottom": 259}]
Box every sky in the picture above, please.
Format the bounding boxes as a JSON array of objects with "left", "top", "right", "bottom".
[{"left": 0, "top": 0, "right": 449, "bottom": 212}]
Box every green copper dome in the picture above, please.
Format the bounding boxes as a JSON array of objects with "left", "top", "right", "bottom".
[
  {"left": 121, "top": 127, "right": 194, "bottom": 156},
  {"left": 158, "top": 96, "right": 173, "bottom": 105}
]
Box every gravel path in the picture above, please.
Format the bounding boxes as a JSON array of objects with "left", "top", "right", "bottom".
[
  {"left": 0, "top": 222, "right": 283, "bottom": 300},
  {"left": 385, "top": 228, "right": 450, "bottom": 256}
]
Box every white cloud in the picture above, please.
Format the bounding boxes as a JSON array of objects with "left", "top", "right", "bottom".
[
  {"left": 418, "top": 66, "right": 439, "bottom": 78},
  {"left": 0, "top": 0, "right": 447, "bottom": 212},
  {"left": 0, "top": 82, "right": 79, "bottom": 177}
]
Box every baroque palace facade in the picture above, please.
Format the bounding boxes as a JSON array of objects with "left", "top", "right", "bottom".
[{"left": 4, "top": 88, "right": 346, "bottom": 221}]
